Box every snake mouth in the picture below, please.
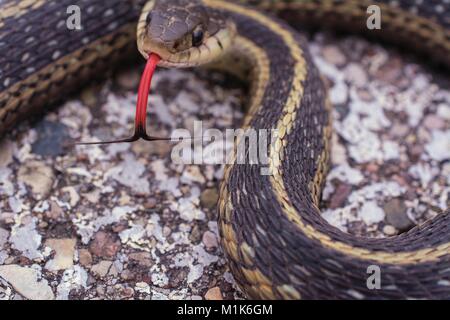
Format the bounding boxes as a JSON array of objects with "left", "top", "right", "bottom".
[{"left": 137, "top": 25, "right": 236, "bottom": 68}]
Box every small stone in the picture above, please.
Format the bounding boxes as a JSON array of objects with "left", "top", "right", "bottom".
[
  {"left": 437, "top": 104, "right": 450, "bottom": 120},
  {"left": 89, "top": 231, "right": 121, "bottom": 259},
  {"left": 205, "top": 287, "right": 223, "bottom": 300},
  {"left": 384, "top": 198, "right": 414, "bottom": 232},
  {"left": 91, "top": 260, "right": 112, "bottom": 277},
  {"left": 18, "top": 161, "right": 54, "bottom": 198},
  {"left": 46, "top": 201, "right": 63, "bottom": 220},
  {"left": 0, "top": 140, "right": 14, "bottom": 167},
  {"left": 189, "top": 225, "right": 202, "bottom": 243},
  {"left": 360, "top": 201, "right": 385, "bottom": 225},
  {"left": 129, "top": 252, "right": 153, "bottom": 267},
  {"left": 0, "top": 227, "right": 9, "bottom": 247},
  {"left": 143, "top": 198, "right": 157, "bottom": 209},
  {"left": 383, "top": 225, "right": 397, "bottom": 236},
  {"left": 182, "top": 166, "right": 206, "bottom": 184},
  {"left": 425, "top": 130, "right": 450, "bottom": 162},
  {"left": 44, "top": 238, "right": 76, "bottom": 272},
  {"left": 322, "top": 45, "right": 346, "bottom": 66},
  {"left": 9, "top": 218, "right": 42, "bottom": 260},
  {"left": 344, "top": 63, "right": 368, "bottom": 87},
  {"left": 202, "top": 231, "right": 218, "bottom": 249},
  {"left": 31, "top": 121, "right": 69, "bottom": 157},
  {"left": 0, "top": 265, "right": 54, "bottom": 300},
  {"left": 375, "top": 57, "right": 402, "bottom": 83},
  {"left": 80, "top": 86, "right": 99, "bottom": 108},
  {"left": 121, "top": 269, "right": 134, "bottom": 281},
  {"left": 390, "top": 123, "right": 410, "bottom": 138},
  {"left": 79, "top": 249, "right": 93, "bottom": 266},
  {"left": 423, "top": 115, "right": 445, "bottom": 130},
  {"left": 200, "top": 188, "right": 219, "bottom": 209},
  {"left": 328, "top": 183, "right": 352, "bottom": 209}
]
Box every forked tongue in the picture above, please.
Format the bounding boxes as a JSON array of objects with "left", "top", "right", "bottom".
[{"left": 77, "top": 53, "right": 171, "bottom": 145}]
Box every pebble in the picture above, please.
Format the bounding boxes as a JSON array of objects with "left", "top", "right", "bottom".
[
  {"left": 129, "top": 252, "right": 154, "bottom": 267},
  {"left": 17, "top": 161, "right": 55, "bottom": 198},
  {"left": 322, "top": 45, "right": 346, "bottom": 66},
  {"left": 423, "top": 115, "right": 445, "bottom": 130},
  {"left": 31, "top": 120, "right": 69, "bottom": 157},
  {"left": 189, "top": 225, "right": 202, "bottom": 243},
  {"left": 202, "top": 231, "right": 218, "bottom": 249},
  {"left": 46, "top": 201, "right": 63, "bottom": 220},
  {"left": 0, "top": 227, "right": 9, "bottom": 247},
  {"left": 205, "top": 287, "right": 223, "bottom": 300},
  {"left": 200, "top": 188, "right": 219, "bottom": 209},
  {"left": 78, "top": 249, "right": 93, "bottom": 266},
  {"left": 91, "top": 260, "right": 113, "bottom": 277},
  {"left": 382, "top": 225, "right": 397, "bottom": 236},
  {"left": 425, "top": 130, "right": 450, "bottom": 162},
  {"left": 0, "top": 140, "right": 14, "bottom": 167},
  {"left": 9, "top": 218, "right": 42, "bottom": 260},
  {"left": 359, "top": 201, "right": 385, "bottom": 225},
  {"left": 44, "top": 238, "right": 76, "bottom": 272},
  {"left": 80, "top": 86, "right": 99, "bottom": 108},
  {"left": 383, "top": 198, "right": 414, "bottom": 232},
  {"left": 0, "top": 265, "right": 54, "bottom": 300},
  {"left": 328, "top": 183, "right": 352, "bottom": 209},
  {"left": 390, "top": 123, "right": 410, "bottom": 138},
  {"left": 182, "top": 166, "right": 206, "bottom": 184},
  {"left": 344, "top": 63, "right": 368, "bottom": 87},
  {"left": 89, "top": 231, "right": 121, "bottom": 259}
]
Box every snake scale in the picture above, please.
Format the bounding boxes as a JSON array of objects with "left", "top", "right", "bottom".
[{"left": 1, "top": 0, "right": 450, "bottom": 299}]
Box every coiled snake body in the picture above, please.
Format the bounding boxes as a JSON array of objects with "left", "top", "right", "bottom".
[{"left": 1, "top": 0, "right": 450, "bottom": 299}]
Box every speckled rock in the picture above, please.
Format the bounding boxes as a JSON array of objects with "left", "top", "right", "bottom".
[
  {"left": 78, "top": 249, "right": 93, "bottom": 266},
  {"left": 9, "top": 218, "right": 42, "bottom": 260},
  {"left": 202, "top": 231, "right": 218, "bottom": 250},
  {"left": 384, "top": 198, "right": 414, "bottom": 231},
  {"left": 129, "top": 252, "right": 153, "bottom": 267},
  {"left": 328, "top": 183, "right": 352, "bottom": 209},
  {"left": 31, "top": 120, "right": 69, "bottom": 157},
  {"left": 44, "top": 238, "right": 77, "bottom": 272},
  {"left": 205, "top": 287, "right": 223, "bottom": 300},
  {"left": 200, "top": 188, "right": 219, "bottom": 209},
  {"left": 89, "top": 231, "right": 121, "bottom": 260},
  {"left": 17, "top": 161, "right": 54, "bottom": 198},
  {"left": 0, "top": 140, "right": 14, "bottom": 167},
  {"left": 0, "top": 265, "right": 54, "bottom": 300},
  {"left": 91, "top": 260, "right": 113, "bottom": 277},
  {"left": 0, "top": 227, "right": 9, "bottom": 247}
]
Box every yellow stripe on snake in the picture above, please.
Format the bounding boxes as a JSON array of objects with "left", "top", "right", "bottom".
[{"left": 0, "top": 0, "right": 450, "bottom": 299}]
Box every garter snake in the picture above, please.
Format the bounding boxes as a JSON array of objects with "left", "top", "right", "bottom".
[{"left": 1, "top": 0, "right": 450, "bottom": 299}]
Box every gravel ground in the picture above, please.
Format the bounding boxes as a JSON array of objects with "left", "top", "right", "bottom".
[{"left": 0, "top": 31, "right": 449, "bottom": 300}]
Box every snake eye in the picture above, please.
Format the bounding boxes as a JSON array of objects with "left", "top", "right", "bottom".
[{"left": 192, "top": 28, "right": 204, "bottom": 47}]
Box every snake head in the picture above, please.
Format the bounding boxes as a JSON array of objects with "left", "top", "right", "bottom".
[{"left": 137, "top": 0, "right": 236, "bottom": 67}]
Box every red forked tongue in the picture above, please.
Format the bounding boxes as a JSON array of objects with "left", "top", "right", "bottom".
[{"left": 77, "top": 53, "right": 171, "bottom": 145}]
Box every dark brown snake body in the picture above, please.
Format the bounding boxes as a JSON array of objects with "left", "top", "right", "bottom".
[{"left": 1, "top": 0, "right": 450, "bottom": 299}]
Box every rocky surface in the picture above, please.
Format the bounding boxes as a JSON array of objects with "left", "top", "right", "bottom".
[{"left": 0, "top": 31, "right": 449, "bottom": 300}]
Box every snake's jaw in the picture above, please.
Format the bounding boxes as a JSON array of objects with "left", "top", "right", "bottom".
[{"left": 138, "top": 22, "right": 235, "bottom": 68}]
